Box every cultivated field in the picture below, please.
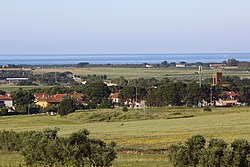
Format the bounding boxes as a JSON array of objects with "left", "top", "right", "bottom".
[
  {"left": 1, "top": 107, "right": 250, "bottom": 166},
  {"left": 34, "top": 67, "right": 250, "bottom": 80},
  {"left": 0, "top": 85, "right": 51, "bottom": 92}
]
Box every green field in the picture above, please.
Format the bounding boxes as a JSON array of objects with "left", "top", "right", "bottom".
[
  {"left": 34, "top": 67, "right": 250, "bottom": 80},
  {"left": 1, "top": 107, "right": 250, "bottom": 166},
  {"left": 0, "top": 85, "right": 51, "bottom": 92}
]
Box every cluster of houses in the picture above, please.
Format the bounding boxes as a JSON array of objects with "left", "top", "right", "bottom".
[
  {"left": 0, "top": 72, "right": 246, "bottom": 113},
  {"left": 0, "top": 93, "right": 85, "bottom": 112}
]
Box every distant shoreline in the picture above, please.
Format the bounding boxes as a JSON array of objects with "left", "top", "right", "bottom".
[{"left": 0, "top": 53, "right": 250, "bottom": 65}]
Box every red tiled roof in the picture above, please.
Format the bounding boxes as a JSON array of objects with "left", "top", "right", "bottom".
[
  {"left": 222, "top": 91, "right": 240, "bottom": 97},
  {"left": 35, "top": 94, "right": 68, "bottom": 103},
  {"left": 46, "top": 97, "right": 62, "bottom": 103},
  {"left": 0, "top": 95, "right": 12, "bottom": 100},
  {"left": 110, "top": 93, "right": 119, "bottom": 98},
  {"left": 53, "top": 94, "right": 68, "bottom": 99}
]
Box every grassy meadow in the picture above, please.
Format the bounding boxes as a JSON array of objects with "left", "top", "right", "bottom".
[
  {"left": 0, "top": 85, "right": 51, "bottom": 93},
  {"left": 1, "top": 107, "right": 250, "bottom": 166},
  {"left": 33, "top": 67, "right": 250, "bottom": 80}
]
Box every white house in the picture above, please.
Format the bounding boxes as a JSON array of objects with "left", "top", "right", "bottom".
[
  {"left": 110, "top": 93, "right": 120, "bottom": 103},
  {"left": 0, "top": 95, "right": 14, "bottom": 111}
]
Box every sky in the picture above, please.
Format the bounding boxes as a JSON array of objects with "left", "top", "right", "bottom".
[{"left": 0, "top": 0, "right": 250, "bottom": 54}]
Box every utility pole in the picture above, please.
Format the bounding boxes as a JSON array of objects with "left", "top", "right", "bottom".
[
  {"left": 210, "top": 86, "right": 213, "bottom": 106},
  {"left": 135, "top": 86, "right": 138, "bottom": 103},
  {"left": 54, "top": 66, "right": 57, "bottom": 83},
  {"left": 198, "top": 65, "right": 202, "bottom": 88},
  {"left": 42, "top": 65, "right": 44, "bottom": 79}
]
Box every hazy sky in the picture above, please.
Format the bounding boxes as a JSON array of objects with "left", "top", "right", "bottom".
[{"left": 0, "top": 0, "right": 250, "bottom": 54}]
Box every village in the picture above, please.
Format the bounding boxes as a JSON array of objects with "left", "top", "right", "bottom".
[{"left": 0, "top": 71, "right": 246, "bottom": 116}]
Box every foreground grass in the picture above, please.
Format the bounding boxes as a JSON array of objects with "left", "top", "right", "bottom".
[
  {"left": 1, "top": 107, "right": 250, "bottom": 150},
  {"left": 1, "top": 107, "right": 250, "bottom": 166},
  {"left": 0, "top": 152, "right": 23, "bottom": 167},
  {"left": 0, "top": 152, "right": 171, "bottom": 167}
]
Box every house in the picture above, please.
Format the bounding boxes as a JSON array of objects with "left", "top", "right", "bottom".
[
  {"left": 46, "top": 94, "right": 68, "bottom": 107},
  {"left": 110, "top": 93, "right": 119, "bottom": 103},
  {"left": 124, "top": 99, "right": 146, "bottom": 108},
  {"left": 34, "top": 93, "right": 50, "bottom": 108},
  {"left": 103, "top": 82, "right": 117, "bottom": 87},
  {"left": 176, "top": 64, "right": 186, "bottom": 68},
  {"left": 215, "top": 91, "right": 240, "bottom": 107},
  {"left": 175, "top": 61, "right": 186, "bottom": 68},
  {"left": 34, "top": 93, "right": 68, "bottom": 108},
  {"left": 145, "top": 64, "right": 153, "bottom": 68},
  {"left": 221, "top": 91, "right": 240, "bottom": 100},
  {"left": 209, "top": 63, "right": 226, "bottom": 69},
  {"left": 215, "top": 99, "right": 238, "bottom": 106},
  {"left": 71, "top": 93, "right": 86, "bottom": 105},
  {"left": 0, "top": 95, "right": 14, "bottom": 111}
]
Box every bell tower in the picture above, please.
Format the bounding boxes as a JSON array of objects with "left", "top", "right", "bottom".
[{"left": 212, "top": 72, "right": 222, "bottom": 86}]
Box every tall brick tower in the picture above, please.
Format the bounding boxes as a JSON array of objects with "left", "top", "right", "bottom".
[{"left": 212, "top": 72, "right": 222, "bottom": 86}]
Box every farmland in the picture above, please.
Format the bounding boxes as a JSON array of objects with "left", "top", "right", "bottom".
[
  {"left": 1, "top": 107, "right": 250, "bottom": 166},
  {"left": 33, "top": 67, "right": 250, "bottom": 80}
]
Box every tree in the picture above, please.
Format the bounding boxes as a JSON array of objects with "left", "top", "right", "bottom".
[
  {"left": 21, "top": 128, "right": 117, "bottom": 167},
  {"left": 240, "top": 86, "right": 250, "bottom": 104},
  {"left": 199, "top": 138, "right": 228, "bottom": 167},
  {"left": 0, "top": 90, "right": 6, "bottom": 95},
  {"left": 184, "top": 82, "right": 201, "bottom": 107},
  {"left": 227, "top": 58, "right": 239, "bottom": 66},
  {"left": 185, "top": 135, "right": 206, "bottom": 166},
  {"left": 111, "top": 76, "right": 128, "bottom": 87},
  {"left": 231, "top": 139, "right": 250, "bottom": 167},
  {"left": 12, "top": 88, "right": 34, "bottom": 106},
  {"left": 11, "top": 88, "right": 34, "bottom": 112},
  {"left": 84, "top": 82, "right": 111, "bottom": 104},
  {"left": 58, "top": 98, "right": 76, "bottom": 116}
]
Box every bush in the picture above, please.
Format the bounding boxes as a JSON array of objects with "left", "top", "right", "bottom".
[
  {"left": 21, "top": 128, "right": 117, "bottom": 167},
  {"left": 122, "top": 106, "right": 128, "bottom": 112},
  {"left": 0, "top": 108, "right": 8, "bottom": 116},
  {"left": 204, "top": 106, "right": 212, "bottom": 112},
  {"left": 0, "top": 128, "right": 117, "bottom": 166},
  {"left": 169, "top": 135, "right": 250, "bottom": 167}
]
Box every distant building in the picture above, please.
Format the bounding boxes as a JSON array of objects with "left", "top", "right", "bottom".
[
  {"left": 209, "top": 63, "right": 226, "bottom": 69},
  {"left": 215, "top": 91, "right": 240, "bottom": 107},
  {"left": 215, "top": 99, "right": 238, "bottom": 106},
  {"left": 176, "top": 64, "right": 186, "bottom": 68},
  {"left": 110, "top": 93, "right": 119, "bottom": 103},
  {"left": 145, "top": 64, "right": 153, "bottom": 68},
  {"left": 103, "top": 82, "right": 117, "bottom": 87},
  {"left": 0, "top": 95, "right": 14, "bottom": 111},
  {"left": 212, "top": 72, "right": 223, "bottom": 86},
  {"left": 6, "top": 78, "right": 28, "bottom": 85},
  {"left": 34, "top": 93, "right": 69, "bottom": 108}
]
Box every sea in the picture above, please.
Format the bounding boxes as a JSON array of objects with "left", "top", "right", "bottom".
[{"left": 0, "top": 53, "right": 250, "bottom": 65}]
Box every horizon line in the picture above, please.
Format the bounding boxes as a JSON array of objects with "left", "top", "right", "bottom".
[{"left": 0, "top": 52, "right": 250, "bottom": 55}]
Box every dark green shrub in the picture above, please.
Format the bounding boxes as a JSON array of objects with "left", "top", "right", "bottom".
[
  {"left": 204, "top": 106, "right": 212, "bottom": 112},
  {"left": 122, "top": 106, "right": 128, "bottom": 112},
  {"left": 0, "top": 108, "right": 8, "bottom": 116},
  {"left": 21, "top": 128, "right": 117, "bottom": 167},
  {"left": 169, "top": 135, "right": 250, "bottom": 167}
]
